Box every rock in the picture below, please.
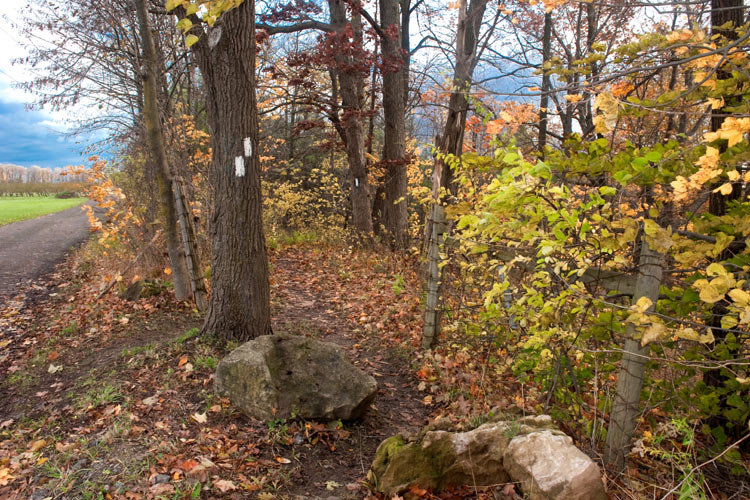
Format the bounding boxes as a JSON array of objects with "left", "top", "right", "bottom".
[
  {"left": 152, "top": 474, "right": 171, "bottom": 484},
  {"left": 30, "top": 488, "right": 51, "bottom": 500},
  {"left": 369, "top": 415, "right": 606, "bottom": 500},
  {"left": 503, "top": 430, "right": 606, "bottom": 500},
  {"left": 119, "top": 279, "right": 163, "bottom": 301},
  {"left": 215, "top": 333, "right": 377, "bottom": 421}
]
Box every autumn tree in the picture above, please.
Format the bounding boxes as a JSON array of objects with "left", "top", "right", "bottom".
[{"left": 171, "top": 0, "right": 271, "bottom": 340}]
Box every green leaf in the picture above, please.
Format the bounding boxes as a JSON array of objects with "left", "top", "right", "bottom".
[
  {"left": 599, "top": 186, "right": 616, "bottom": 196},
  {"left": 644, "top": 151, "right": 662, "bottom": 163}
]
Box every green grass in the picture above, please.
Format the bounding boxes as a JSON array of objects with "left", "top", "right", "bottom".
[{"left": 0, "top": 196, "right": 87, "bottom": 226}]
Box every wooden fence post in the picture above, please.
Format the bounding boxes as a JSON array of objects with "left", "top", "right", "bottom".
[
  {"left": 422, "top": 204, "right": 448, "bottom": 349},
  {"left": 172, "top": 179, "right": 208, "bottom": 311}
]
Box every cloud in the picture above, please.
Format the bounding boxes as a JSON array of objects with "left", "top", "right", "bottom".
[{"left": 0, "top": 82, "right": 88, "bottom": 168}]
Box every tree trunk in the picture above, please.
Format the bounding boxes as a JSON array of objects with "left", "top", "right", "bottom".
[
  {"left": 420, "top": 0, "right": 488, "bottom": 348},
  {"left": 604, "top": 237, "right": 664, "bottom": 470},
  {"left": 178, "top": 1, "right": 271, "bottom": 341},
  {"left": 423, "top": 0, "right": 488, "bottom": 251},
  {"left": 703, "top": 0, "right": 745, "bottom": 428},
  {"left": 328, "top": 0, "right": 373, "bottom": 239},
  {"left": 379, "top": 0, "right": 409, "bottom": 249},
  {"left": 538, "top": 11, "right": 552, "bottom": 152},
  {"left": 134, "top": 0, "right": 191, "bottom": 302}
]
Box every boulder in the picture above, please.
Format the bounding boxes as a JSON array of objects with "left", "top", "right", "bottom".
[
  {"left": 215, "top": 333, "right": 377, "bottom": 421},
  {"left": 503, "top": 430, "right": 606, "bottom": 500},
  {"left": 369, "top": 415, "right": 606, "bottom": 500}
]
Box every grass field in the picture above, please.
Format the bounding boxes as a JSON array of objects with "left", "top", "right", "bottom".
[{"left": 0, "top": 196, "right": 87, "bottom": 226}]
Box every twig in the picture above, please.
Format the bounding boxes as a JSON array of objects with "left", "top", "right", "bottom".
[
  {"left": 95, "top": 230, "right": 162, "bottom": 301},
  {"left": 659, "top": 433, "right": 750, "bottom": 500}
]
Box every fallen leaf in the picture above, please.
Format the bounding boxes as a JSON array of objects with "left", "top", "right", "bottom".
[
  {"left": 178, "top": 459, "right": 199, "bottom": 472},
  {"left": 214, "top": 479, "right": 237, "bottom": 492},
  {"left": 29, "top": 439, "right": 47, "bottom": 452},
  {"left": 0, "top": 419, "right": 13, "bottom": 429},
  {"left": 191, "top": 412, "right": 207, "bottom": 424},
  {"left": 47, "top": 364, "right": 63, "bottom": 374},
  {"left": 149, "top": 483, "right": 174, "bottom": 495},
  {"left": 178, "top": 355, "right": 188, "bottom": 367},
  {"left": 142, "top": 395, "right": 159, "bottom": 406},
  {"left": 0, "top": 466, "right": 14, "bottom": 486},
  {"left": 275, "top": 456, "right": 291, "bottom": 464},
  {"left": 47, "top": 351, "right": 59, "bottom": 361}
]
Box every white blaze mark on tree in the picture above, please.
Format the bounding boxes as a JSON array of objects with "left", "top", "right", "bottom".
[
  {"left": 235, "top": 156, "right": 245, "bottom": 177},
  {"left": 244, "top": 137, "right": 253, "bottom": 157},
  {"left": 208, "top": 26, "right": 222, "bottom": 49},
  {"left": 354, "top": 177, "right": 360, "bottom": 188}
]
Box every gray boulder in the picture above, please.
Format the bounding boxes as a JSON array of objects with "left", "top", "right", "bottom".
[
  {"left": 504, "top": 429, "right": 606, "bottom": 500},
  {"left": 369, "top": 415, "right": 606, "bottom": 500},
  {"left": 215, "top": 333, "right": 377, "bottom": 421}
]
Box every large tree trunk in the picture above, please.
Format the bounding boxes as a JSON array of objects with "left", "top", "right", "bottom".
[
  {"left": 178, "top": 1, "right": 271, "bottom": 341},
  {"left": 703, "top": 0, "right": 745, "bottom": 428},
  {"left": 328, "top": 0, "right": 373, "bottom": 238},
  {"left": 379, "top": 0, "right": 409, "bottom": 249},
  {"left": 134, "top": 0, "right": 191, "bottom": 302}
]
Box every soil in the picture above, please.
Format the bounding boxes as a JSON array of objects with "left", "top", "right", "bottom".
[{"left": 0, "top": 243, "right": 435, "bottom": 500}]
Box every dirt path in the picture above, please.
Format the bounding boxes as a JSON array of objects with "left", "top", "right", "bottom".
[
  {"left": 271, "top": 250, "right": 432, "bottom": 497},
  {"left": 0, "top": 243, "right": 433, "bottom": 500},
  {"left": 0, "top": 202, "right": 91, "bottom": 301}
]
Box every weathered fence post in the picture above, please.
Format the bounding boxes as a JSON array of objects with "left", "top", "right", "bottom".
[
  {"left": 604, "top": 236, "right": 664, "bottom": 470},
  {"left": 172, "top": 179, "right": 208, "bottom": 311},
  {"left": 422, "top": 204, "right": 448, "bottom": 349}
]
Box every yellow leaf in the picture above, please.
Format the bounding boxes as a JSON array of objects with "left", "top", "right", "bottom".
[
  {"left": 565, "top": 94, "right": 583, "bottom": 103},
  {"left": 707, "top": 97, "right": 724, "bottom": 109},
  {"left": 29, "top": 439, "right": 47, "bottom": 452},
  {"left": 641, "top": 322, "right": 667, "bottom": 346},
  {"left": 727, "top": 170, "right": 740, "bottom": 181},
  {"left": 185, "top": 34, "right": 199, "bottom": 48},
  {"left": 694, "top": 279, "right": 724, "bottom": 303},
  {"left": 164, "top": 267, "right": 172, "bottom": 276},
  {"left": 713, "top": 182, "right": 733, "bottom": 195},
  {"left": 632, "top": 296, "right": 653, "bottom": 313}
]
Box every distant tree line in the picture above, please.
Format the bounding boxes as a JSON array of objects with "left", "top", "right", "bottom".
[{"left": 0, "top": 164, "right": 88, "bottom": 196}]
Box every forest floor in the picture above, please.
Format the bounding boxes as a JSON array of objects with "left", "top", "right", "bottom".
[{"left": 0, "top": 239, "right": 515, "bottom": 500}]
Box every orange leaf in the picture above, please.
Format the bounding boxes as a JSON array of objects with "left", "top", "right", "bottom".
[
  {"left": 178, "top": 355, "right": 188, "bottom": 367},
  {"left": 178, "top": 459, "right": 199, "bottom": 471}
]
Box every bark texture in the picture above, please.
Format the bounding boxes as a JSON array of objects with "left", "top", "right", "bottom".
[
  {"left": 328, "top": 0, "right": 373, "bottom": 238},
  {"left": 179, "top": 0, "right": 271, "bottom": 341},
  {"left": 379, "top": 0, "right": 409, "bottom": 249},
  {"left": 423, "top": 0, "right": 488, "bottom": 251},
  {"left": 134, "top": 0, "right": 191, "bottom": 302}
]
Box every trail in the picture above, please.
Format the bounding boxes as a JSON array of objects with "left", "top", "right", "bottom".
[
  {"left": 0, "top": 202, "right": 91, "bottom": 301},
  {"left": 271, "top": 248, "right": 432, "bottom": 497}
]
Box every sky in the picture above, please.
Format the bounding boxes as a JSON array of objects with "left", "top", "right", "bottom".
[{"left": 0, "top": 0, "right": 91, "bottom": 168}]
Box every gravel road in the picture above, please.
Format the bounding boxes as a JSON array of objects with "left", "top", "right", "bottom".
[{"left": 0, "top": 202, "right": 91, "bottom": 301}]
